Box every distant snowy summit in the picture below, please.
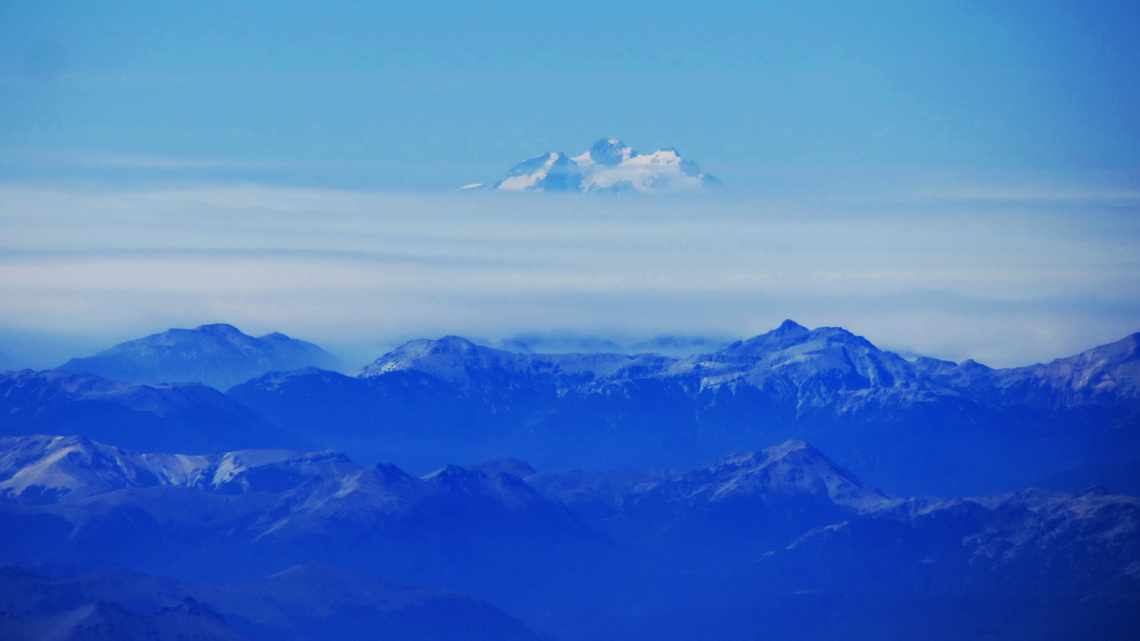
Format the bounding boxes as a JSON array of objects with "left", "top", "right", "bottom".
[
  {"left": 57, "top": 323, "right": 344, "bottom": 390},
  {"left": 463, "top": 138, "right": 719, "bottom": 193}
]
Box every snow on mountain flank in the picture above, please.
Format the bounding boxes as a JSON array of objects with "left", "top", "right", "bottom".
[
  {"left": 472, "top": 138, "right": 718, "bottom": 193},
  {"left": 56, "top": 323, "right": 344, "bottom": 390},
  {"left": 0, "top": 434, "right": 358, "bottom": 502}
]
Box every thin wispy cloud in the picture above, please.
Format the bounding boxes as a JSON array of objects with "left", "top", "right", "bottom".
[
  {"left": 1, "top": 183, "right": 1136, "bottom": 368},
  {"left": 0, "top": 147, "right": 328, "bottom": 172}
]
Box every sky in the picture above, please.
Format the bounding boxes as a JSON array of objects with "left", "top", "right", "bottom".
[{"left": 0, "top": 1, "right": 1138, "bottom": 369}]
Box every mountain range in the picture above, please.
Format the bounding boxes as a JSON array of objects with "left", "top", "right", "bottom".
[
  {"left": 1, "top": 319, "right": 1136, "bottom": 495},
  {"left": 0, "top": 434, "right": 1136, "bottom": 640},
  {"left": 229, "top": 320, "right": 1140, "bottom": 496},
  {"left": 0, "top": 564, "right": 548, "bottom": 641},
  {"left": 2, "top": 319, "right": 1138, "bottom": 639},
  {"left": 464, "top": 138, "right": 719, "bottom": 193},
  {"left": 0, "top": 369, "right": 304, "bottom": 454}
]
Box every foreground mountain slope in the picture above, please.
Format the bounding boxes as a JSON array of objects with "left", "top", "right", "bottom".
[
  {"left": 2, "top": 435, "right": 1136, "bottom": 641},
  {"left": 0, "top": 596, "right": 248, "bottom": 641},
  {"left": 0, "top": 565, "right": 549, "bottom": 641},
  {"left": 532, "top": 444, "right": 1140, "bottom": 596},
  {"left": 531, "top": 447, "right": 1140, "bottom": 641},
  {"left": 534, "top": 439, "right": 892, "bottom": 514},
  {"left": 530, "top": 439, "right": 894, "bottom": 567},
  {"left": 0, "top": 436, "right": 608, "bottom": 602},
  {"left": 761, "top": 486, "right": 1140, "bottom": 596},
  {"left": 57, "top": 323, "right": 345, "bottom": 390}
]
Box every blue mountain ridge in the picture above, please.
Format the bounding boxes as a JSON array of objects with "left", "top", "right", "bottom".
[
  {"left": 1, "top": 433, "right": 1136, "bottom": 641},
  {"left": 57, "top": 323, "right": 345, "bottom": 390},
  {"left": 3, "top": 319, "right": 1138, "bottom": 639},
  {"left": 229, "top": 320, "right": 1140, "bottom": 496}
]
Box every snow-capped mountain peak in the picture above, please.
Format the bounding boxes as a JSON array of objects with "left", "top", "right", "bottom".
[
  {"left": 580, "top": 138, "right": 635, "bottom": 167},
  {"left": 0, "top": 434, "right": 359, "bottom": 502},
  {"left": 474, "top": 138, "right": 717, "bottom": 193},
  {"left": 56, "top": 323, "right": 344, "bottom": 390},
  {"left": 685, "top": 439, "right": 892, "bottom": 511}
]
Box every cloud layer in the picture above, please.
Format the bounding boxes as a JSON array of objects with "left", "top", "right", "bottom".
[{"left": 1, "top": 183, "right": 1137, "bottom": 369}]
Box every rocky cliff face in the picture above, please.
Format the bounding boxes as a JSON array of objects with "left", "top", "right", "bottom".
[{"left": 0, "top": 370, "right": 305, "bottom": 454}]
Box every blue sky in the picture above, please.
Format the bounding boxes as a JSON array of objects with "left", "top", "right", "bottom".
[
  {"left": 3, "top": 1, "right": 1139, "bottom": 188},
  {"left": 0, "top": 1, "right": 1138, "bottom": 369}
]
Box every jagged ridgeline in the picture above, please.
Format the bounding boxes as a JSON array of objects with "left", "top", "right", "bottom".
[
  {"left": 2, "top": 320, "right": 1137, "bottom": 495},
  {"left": 1, "top": 435, "right": 1136, "bottom": 641},
  {"left": 229, "top": 320, "right": 1140, "bottom": 496},
  {"left": 2, "top": 320, "right": 1138, "bottom": 640}
]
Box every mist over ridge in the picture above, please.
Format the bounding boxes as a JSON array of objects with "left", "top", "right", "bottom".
[{"left": 1, "top": 180, "right": 1136, "bottom": 372}]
